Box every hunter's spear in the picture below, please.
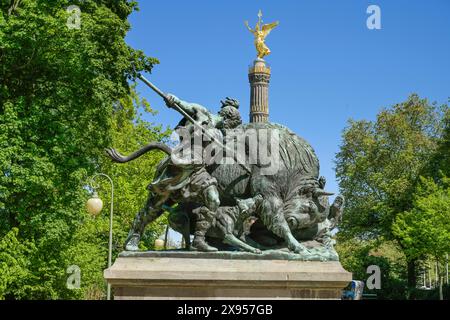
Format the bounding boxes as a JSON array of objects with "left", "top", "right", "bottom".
[{"left": 137, "top": 74, "right": 251, "bottom": 174}]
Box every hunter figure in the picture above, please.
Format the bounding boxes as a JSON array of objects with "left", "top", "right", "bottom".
[{"left": 117, "top": 94, "right": 242, "bottom": 251}]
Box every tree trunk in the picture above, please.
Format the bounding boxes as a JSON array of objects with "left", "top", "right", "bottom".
[
  {"left": 437, "top": 261, "right": 443, "bottom": 301},
  {"left": 8, "top": 0, "right": 22, "bottom": 16},
  {"left": 446, "top": 254, "right": 449, "bottom": 285},
  {"left": 164, "top": 225, "right": 169, "bottom": 250},
  {"left": 407, "top": 259, "right": 417, "bottom": 296}
]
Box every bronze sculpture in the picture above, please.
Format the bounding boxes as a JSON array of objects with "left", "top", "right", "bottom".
[
  {"left": 105, "top": 11, "right": 345, "bottom": 261},
  {"left": 106, "top": 87, "right": 344, "bottom": 260}
]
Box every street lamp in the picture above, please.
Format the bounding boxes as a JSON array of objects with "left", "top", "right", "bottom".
[
  {"left": 86, "top": 191, "right": 103, "bottom": 216},
  {"left": 86, "top": 173, "right": 114, "bottom": 300},
  {"left": 154, "top": 239, "right": 165, "bottom": 250}
]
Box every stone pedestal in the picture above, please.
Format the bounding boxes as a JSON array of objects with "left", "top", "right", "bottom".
[{"left": 104, "top": 251, "right": 352, "bottom": 300}]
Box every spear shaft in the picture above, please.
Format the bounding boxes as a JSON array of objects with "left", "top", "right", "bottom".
[{"left": 137, "top": 74, "right": 251, "bottom": 174}]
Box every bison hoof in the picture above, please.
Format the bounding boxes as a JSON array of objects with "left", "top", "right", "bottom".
[
  {"left": 295, "top": 246, "right": 310, "bottom": 254},
  {"left": 124, "top": 233, "right": 140, "bottom": 251},
  {"left": 289, "top": 242, "right": 310, "bottom": 255},
  {"left": 191, "top": 239, "right": 218, "bottom": 252}
]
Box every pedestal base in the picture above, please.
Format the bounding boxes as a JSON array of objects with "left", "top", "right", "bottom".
[{"left": 104, "top": 251, "right": 352, "bottom": 300}]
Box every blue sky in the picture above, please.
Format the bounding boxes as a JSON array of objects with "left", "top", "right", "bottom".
[{"left": 126, "top": 0, "right": 450, "bottom": 197}]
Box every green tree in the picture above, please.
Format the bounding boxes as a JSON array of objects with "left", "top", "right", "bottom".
[
  {"left": 428, "top": 109, "right": 450, "bottom": 178},
  {"left": 393, "top": 177, "right": 450, "bottom": 300},
  {"left": 336, "top": 239, "right": 408, "bottom": 299},
  {"left": 335, "top": 94, "right": 447, "bottom": 293},
  {"left": 0, "top": 228, "right": 39, "bottom": 298},
  {"left": 0, "top": 0, "right": 158, "bottom": 299}
]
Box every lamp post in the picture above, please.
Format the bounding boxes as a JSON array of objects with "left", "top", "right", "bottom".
[
  {"left": 86, "top": 173, "right": 114, "bottom": 300},
  {"left": 446, "top": 253, "right": 449, "bottom": 285}
]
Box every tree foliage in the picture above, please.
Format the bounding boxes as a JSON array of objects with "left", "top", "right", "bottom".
[
  {"left": 392, "top": 177, "right": 450, "bottom": 299},
  {"left": 0, "top": 0, "right": 165, "bottom": 299},
  {"left": 393, "top": 177, "right": 450, "bottom": 262},
  {"left": 335, "top": 94, "right": 448, "bottom": 292},
  {"left": 336, "top": 94, "right": 446, "bottom": 241},
  {"left": 429, "top": 110, "right": 450, "bottom": 178}
]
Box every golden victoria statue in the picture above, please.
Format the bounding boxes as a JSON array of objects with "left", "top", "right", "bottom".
[{"left": 245, "top": 10, "right": 279, "bottom": 59}]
